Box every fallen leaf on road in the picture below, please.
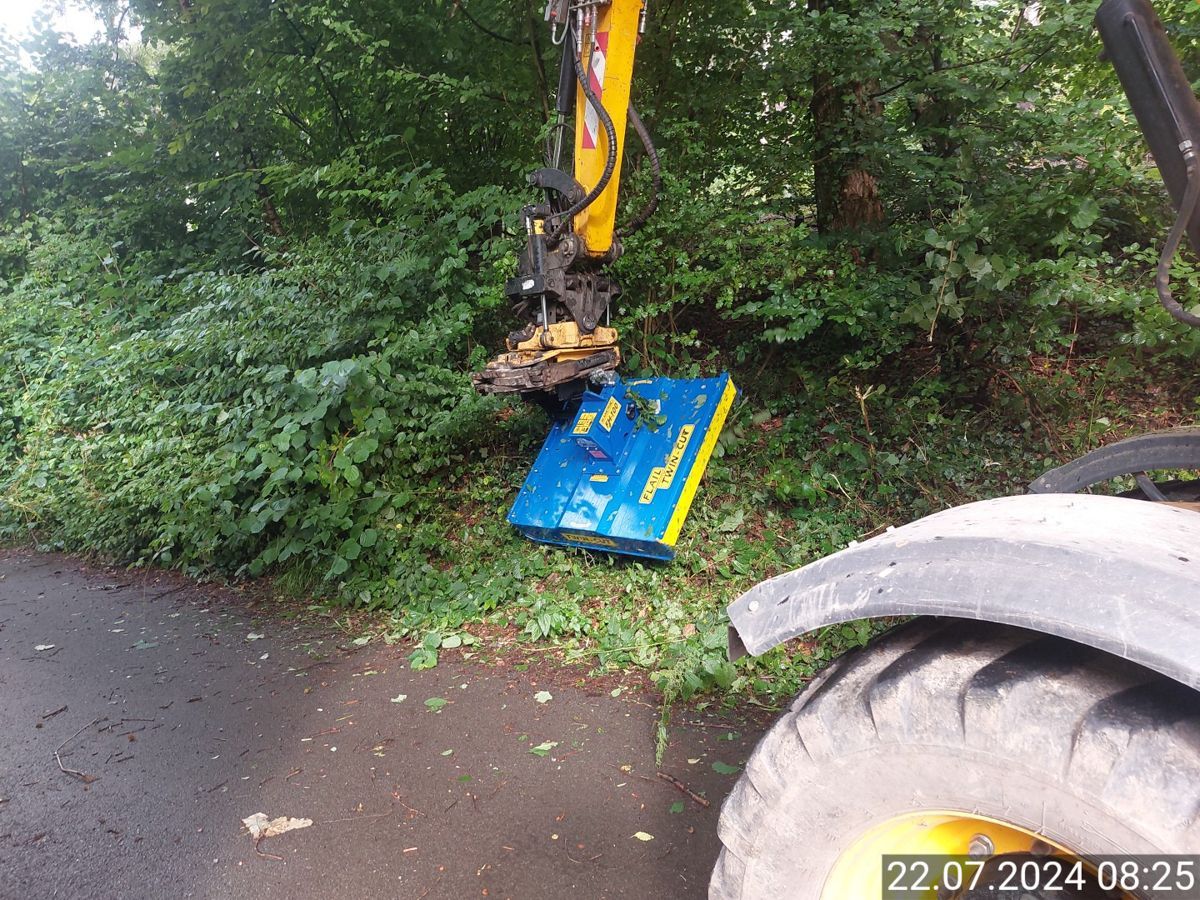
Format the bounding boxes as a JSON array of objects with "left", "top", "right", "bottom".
[
  {"left": 529, "top": 741, "right": 558, "bottom": 757},
  {"left": 534, "top": 691, "right": 553, "bottom": 704},
  {"left": 132, "top": 640, "right": 158, "bottom": 650},
  {"left": 390, "top": 694, "right": 407, "bottom": 704},
  {"left": 632, "top": 831, "right": 655, "bottom": 842},
  {"left": 408, "top": 647, "right": 438, "bottom": 670},
  {"left": 34, "top": 644, "right": 55, "bottom": 651},
  {"left": 712, "top": 761, "right": 741, "bottom": 775},
  {"left": 424, "top": 697, "right": 448, "bottom": 713},
  {"left": 670, "top": 801, "right": 685, "bottom": 814},
  {"left": 246, "top": 632, "right": 265, "bottom": 642},
  {"left": 610, "top": 687, "right": 623, "bottom": 698},
  {"left": 241, "top": 813, "right": 313, "bottom": 840}
]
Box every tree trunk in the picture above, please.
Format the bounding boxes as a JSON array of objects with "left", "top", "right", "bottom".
[
  {"left": 240, "top": 135, "right": 285, "bottom": 239},
  {"left": 809, "top": 0, "right": 884, "bottom": 234}
]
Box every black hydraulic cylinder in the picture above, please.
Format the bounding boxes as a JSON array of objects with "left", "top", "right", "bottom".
[
  {"left": 556, "top": 37, "right": 577, "bottom": 119},
  {"left": 1096, "top": 0, "right": 1200, "bottom": 252}
]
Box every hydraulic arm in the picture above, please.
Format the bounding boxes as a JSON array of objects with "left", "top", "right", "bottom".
[
  {"left": 472, "top": 0, "right": 654, "bottom": 399},
  {"left": 1097, "top": 0, "right": 1200, "bottom": 329}
]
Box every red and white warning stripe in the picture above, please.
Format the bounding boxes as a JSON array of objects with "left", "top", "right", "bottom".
[{"left": 581, "top": 31, "right": 609, "bottom": 151}]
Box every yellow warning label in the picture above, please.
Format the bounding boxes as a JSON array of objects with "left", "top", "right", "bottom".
[
  {"left": 639, "top": 425, "right": 694, "bottom": 504},
  {"left": 590, "top": 474, "right": 610, "bottom": 483},
  {"left": 600, "top": 397, "right": 621, "bottom": 432},
  {"left": 573, "top": 412, "right": 597, "bottom": 435},
  {"left": 561, "top": 532, "right": 619, "bottom": 548}
]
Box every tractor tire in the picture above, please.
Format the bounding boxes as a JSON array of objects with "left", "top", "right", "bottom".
[{"left": 711, "top": 618, "right": 1200, "bottom": 898}]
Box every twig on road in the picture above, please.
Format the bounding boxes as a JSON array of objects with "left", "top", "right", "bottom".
[
  {"left": 656, "top": 771, "right": 711, "bottom": 808},
  {"left": 253, "top": 837, "right": 284, "bottom": 861},
  {"left": 315, "top": 808, "right": 396, "bottom": 827},
  {"left": 613, "top": 765, "right": 711, "bottom": 809},
  {"left": 55, "top": 716, "right": 106, "bottom": 783}
]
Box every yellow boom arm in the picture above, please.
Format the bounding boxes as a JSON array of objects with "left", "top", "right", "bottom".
[
  {"left": 472, "top": 0, "right": 653, "bottom": 398},
  {"left": 571, "top": 0, "right": 644, "bottom": 257}
]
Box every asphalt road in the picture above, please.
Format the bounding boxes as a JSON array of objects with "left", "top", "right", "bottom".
[{"left": 0, "top": 550, "right": 764, "bottom": 899}]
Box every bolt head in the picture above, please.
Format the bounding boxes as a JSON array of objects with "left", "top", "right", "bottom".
[{"left": 968, "top": 834, "right": 995, "bottom": 858}]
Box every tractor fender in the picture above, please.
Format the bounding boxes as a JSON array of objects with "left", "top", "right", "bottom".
[{"left": 727, "top": 493, "right": 1200, "bottom": 689}]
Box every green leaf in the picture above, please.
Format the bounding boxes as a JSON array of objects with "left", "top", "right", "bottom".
[
  {"left": 712, "top": 761, "right": 741, "bottom": 775},
  {"left": 424, "top": 697, "right": 448, "bottom": 712},
  {"left": 1071, "top": 198, "right": 1101, "bottom": 230},
  {"left": 409, "top": 647, "right": 438, "bottom": 670}
]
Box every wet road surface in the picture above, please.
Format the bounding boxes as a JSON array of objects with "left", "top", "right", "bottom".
[{"left": 0, "top": 550, "right": 764, "bottom": 899}]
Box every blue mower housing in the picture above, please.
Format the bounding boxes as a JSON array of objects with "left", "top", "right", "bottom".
[{"left": 508, "top": 374, "right": 737, "bottom": 560}]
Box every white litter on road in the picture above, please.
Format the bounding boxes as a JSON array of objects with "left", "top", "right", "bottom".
[{"left": 241, "top": 813, "right": 313, "bottom": 841}]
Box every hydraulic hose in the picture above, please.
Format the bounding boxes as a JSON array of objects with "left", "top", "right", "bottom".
[
  {"left": 618, "top": 103, "right": 662, "bottom": 238},
  {"left": 551, "top": 23, "right": 619, "bottom": 239},
  {"left": 1155, "top": 158, "right": 1200, "bottom": 328}
]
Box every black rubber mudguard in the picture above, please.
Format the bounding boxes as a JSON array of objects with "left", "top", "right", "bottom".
[{"left": 1029, "top": 427, "right": 1200, "bottom": 494}]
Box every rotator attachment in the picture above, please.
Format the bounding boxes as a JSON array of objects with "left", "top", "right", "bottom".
[
  {"left": 508, "top": 373, "right": 738, "bottom": 560},
  {"left": 471, "top": 0, "right": 647, "bottom": 398}
]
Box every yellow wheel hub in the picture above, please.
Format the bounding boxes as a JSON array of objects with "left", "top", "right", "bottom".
[{"left": 821, "top": 810, "right": 1111, "bottom": 899}]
